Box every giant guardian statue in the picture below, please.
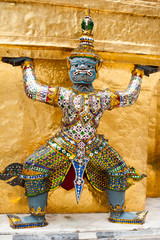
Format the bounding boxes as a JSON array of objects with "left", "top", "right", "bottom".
[{"left": 1, "top": 10, "right": 159, "bottom": 229}]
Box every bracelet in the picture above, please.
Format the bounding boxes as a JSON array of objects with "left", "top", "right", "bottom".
[
  {"left": 132, "top": 68, "right": 144, "bottom": 78},
  {"left": 21, "top": 60, "right": 34, "bottom": 70}
]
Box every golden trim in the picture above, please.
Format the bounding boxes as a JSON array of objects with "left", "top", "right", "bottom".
[
  {"left": 30, "top": 206, "right": 46, "bottom": 216},
  {"left": 21, "top": 60, "right": 34, "bottom": 69},
  {"left": 132, "top": 68, "right": 144, "bottom": 77},
  {"left": 109, "top": 202, "right": 126, "bottom": 212},
  {"left": 47, "top": 86, "right": 60, "bottom": 106},
  {"left": 110, "top": 92, "right": 120, "bottom": 109},
  {"left": 10, "top": 217, "right": 21, "bottom": 223}
]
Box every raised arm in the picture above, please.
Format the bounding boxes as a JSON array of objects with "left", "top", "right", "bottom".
[
  {"left": 22, "top": 60, "right": 59, "bottom": 106},
  {"left": 100, "top": 65, "right": 159, "bottom": 111},
  {"left": 115, "top": 67, "right": 144, "bottom": 108},
  {"left": 2, "top": 57, "right": 59, "bottom": 106}
]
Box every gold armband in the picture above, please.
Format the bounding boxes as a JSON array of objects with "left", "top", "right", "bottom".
[
  {"left": 110, "top": 92, "right": 120, "bottom": 110},
  {"left": 30, "top": 206, "right": 46, "bottom": 216},
  {"left": 47, "top": 86, "right": 60, "bottom": 107},
  {"left": 132, "top": 68, "right": 144, "bottom": 78},
  {"left": 21, "top": 60, "right": 34, "bottom": 70},
  {"left": 109, "top": 202, "right": 126, "bottom": 212}
]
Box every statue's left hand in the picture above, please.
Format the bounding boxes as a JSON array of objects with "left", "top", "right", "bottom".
[
  {"left": 135, "top": 65, "right": 159, "bottom": 77},
  {"left": 1, "top": 57, "right": 33, "bottom": 66}
]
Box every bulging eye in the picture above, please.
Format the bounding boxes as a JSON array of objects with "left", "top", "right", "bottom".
[
  {"left": 88, "top": 65, "right": 93, "bottom": 68},
  {"left": 75, "top": 64, "right": 78, "bottom": 67}
]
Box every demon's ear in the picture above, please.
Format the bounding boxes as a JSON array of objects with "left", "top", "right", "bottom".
[
  {"left": 96, "top": 60, "right": 103, "bottom": 72},
  {"left": 66, "top": 57, "right": 71, "bottom": 69}
]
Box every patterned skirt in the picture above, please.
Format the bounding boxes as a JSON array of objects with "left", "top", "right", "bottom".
[{"left": 20, "top": 134, "right": 145, "bottom": 197}]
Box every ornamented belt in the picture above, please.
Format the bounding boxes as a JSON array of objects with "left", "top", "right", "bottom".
[{"left": 47, "top": 129, "right": 108, "bottom": 160}]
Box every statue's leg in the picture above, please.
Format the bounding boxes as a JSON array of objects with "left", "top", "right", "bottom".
[
  {"left": 21, "top": 191, "right": 48, "bottom": 223},
  {"left": 106, "top": 189, "right": 148, "bottom": 224},
  {"left": 8, "top": 192, "right": 48, "bottom": 228},
  {"left": 103, "top": 144, "right": 147, "bottom": 224},
  {"left": 8, "top": 142, "right": 71, "bottom": 229},
  {"left": 7, "top": 144, "right": 51, "bottom": 229},
  {"left": 86, "top": 141, "right": 147, "bottom": 224}
]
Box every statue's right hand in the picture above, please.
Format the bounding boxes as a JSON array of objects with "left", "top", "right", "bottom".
[{"left": 1, "top": 57, "right": 33, "bottom": 66}]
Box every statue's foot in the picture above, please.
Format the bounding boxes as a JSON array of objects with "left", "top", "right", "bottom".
[
  {"left": 7, "top": 214, "right": 47, "bottom": 229},
  {"left": 21, "top": 214, "right": 45, "bottom": 223},
  {"left": 109, "top": 211, "right": 148, "bottom": 224}
]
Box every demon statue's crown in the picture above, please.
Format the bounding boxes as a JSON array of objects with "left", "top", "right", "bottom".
[{"left": 68, "top": 8, "right": 103, "bottom": 72}]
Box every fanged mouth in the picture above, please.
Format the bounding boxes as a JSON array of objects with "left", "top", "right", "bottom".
[{"left": 73, "top": 70, "right": 93, "bottom": 76}]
